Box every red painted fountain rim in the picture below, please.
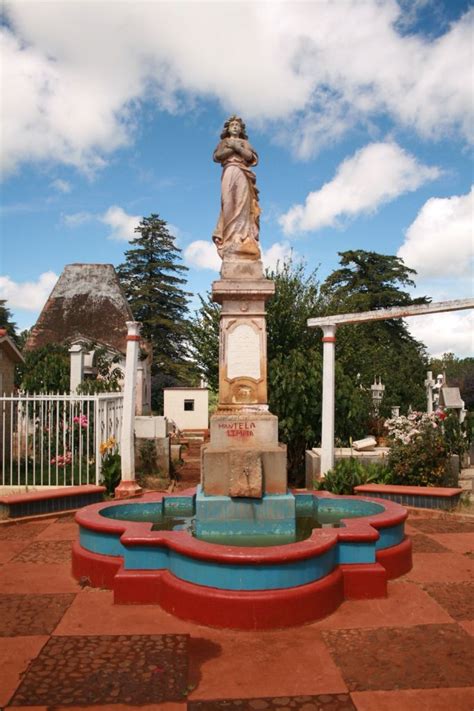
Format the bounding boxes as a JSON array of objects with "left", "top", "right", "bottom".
[{"left": 75, "top": 488, "right": 407, "bottom": 566}]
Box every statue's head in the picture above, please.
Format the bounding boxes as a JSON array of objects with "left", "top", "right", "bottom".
[{"left": 220, "top": 115, "right": 248, "bottom": 140}]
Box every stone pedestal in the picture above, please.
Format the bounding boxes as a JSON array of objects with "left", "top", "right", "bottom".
[
  {"left": 212, "top": 260, "right": 274, "bottom": 410},
  {"left": 200, "top": 260, "right": 288, "bottom": 502}
]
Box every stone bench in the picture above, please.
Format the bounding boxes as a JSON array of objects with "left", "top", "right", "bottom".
[
  {"left": 354, "top": 483, "right": 463, "bottom": 510},
  {"left": 0, "top": 485, "right": 106, "bottom": 520}
]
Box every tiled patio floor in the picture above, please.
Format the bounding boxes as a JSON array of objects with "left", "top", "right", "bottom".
[{"left": 0, "top": 511, "right": 473, "bottom": 710}]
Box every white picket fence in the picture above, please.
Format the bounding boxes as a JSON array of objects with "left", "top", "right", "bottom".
[{"left": 0, "top": 393, "right": 124, "bottom": 487}]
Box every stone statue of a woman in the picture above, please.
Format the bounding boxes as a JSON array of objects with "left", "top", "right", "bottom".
[{"left": 212, "top": 116, "right": 261, "bottom": 261}]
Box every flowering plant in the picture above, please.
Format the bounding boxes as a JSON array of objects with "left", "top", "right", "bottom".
[
  {"left": 386, "top": 411, "right": 448, "bottom": 487},
  {"left": 100, "top": 436, "right": 121, "bottom": 494},
  {"left": 73, "top": 415, "right": 88, "bottom": 428},
  {"left": 384, "top": 411, "right": 444, "bottom": 445},
  {"left": 50, "top": 451, "right": 72, "bottom": 467}
]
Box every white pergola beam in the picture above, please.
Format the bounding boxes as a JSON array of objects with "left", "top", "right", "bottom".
[{"left": 308, "top": 298, "right": 474, "bottom": 329}]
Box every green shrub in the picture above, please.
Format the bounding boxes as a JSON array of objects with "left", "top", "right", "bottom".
[{"left": 317, "top": 458, "right": 391, "bottom": 495}]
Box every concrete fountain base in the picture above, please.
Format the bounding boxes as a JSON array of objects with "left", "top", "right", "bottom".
[{"left": 72, "top": 488, "right": 412, "bottom": 629}]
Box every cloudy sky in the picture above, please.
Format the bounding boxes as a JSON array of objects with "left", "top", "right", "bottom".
[{"left": 1, "top": 0, "right": 473, "bottom": 357}]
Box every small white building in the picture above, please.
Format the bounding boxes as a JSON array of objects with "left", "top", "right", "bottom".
[{"left": 163, "top": 387, "right": 209, "bottom": 432}]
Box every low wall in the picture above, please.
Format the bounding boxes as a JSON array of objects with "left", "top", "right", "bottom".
[{"left": 134, "top": 416, "right": 170, "bottom": 477}]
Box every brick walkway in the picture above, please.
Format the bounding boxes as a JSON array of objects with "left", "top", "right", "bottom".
[{"left": 0, "top": 510, "right": 473, "bottom": 710}]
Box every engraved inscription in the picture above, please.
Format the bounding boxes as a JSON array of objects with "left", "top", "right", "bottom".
[{"left": 227, "top": 324, "right": 260, "bottom": 380}]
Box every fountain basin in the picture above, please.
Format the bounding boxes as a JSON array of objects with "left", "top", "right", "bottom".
[{"left": 72, "top": 487, "right": 412, "bottom": 629}]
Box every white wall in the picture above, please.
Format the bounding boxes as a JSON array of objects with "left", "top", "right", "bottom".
[{"left": 164, "top": 388, "right": 209, "bottom": 430}]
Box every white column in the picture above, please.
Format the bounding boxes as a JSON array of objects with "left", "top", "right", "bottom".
[
  {"left": 69, "top": 344, "right": 84, "bottom": 393},
  {"left": 321, "top": 324, "right": 337, "bottom": 476},
  {"left": 115, "top": 321, "right": 142, "bottom": 498}
]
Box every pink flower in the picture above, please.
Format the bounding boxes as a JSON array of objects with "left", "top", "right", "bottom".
[{"left": 73, "top": 415, "right": 88, "bottom": 428}]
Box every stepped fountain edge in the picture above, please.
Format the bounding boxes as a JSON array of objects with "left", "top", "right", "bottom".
[{"left": 72, "top": 488, "right": 412, "bottom": 629}]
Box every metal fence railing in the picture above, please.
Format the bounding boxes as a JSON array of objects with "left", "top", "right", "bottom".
[{"left": 0, "top": 392, "right": 123, "bottom": 487}]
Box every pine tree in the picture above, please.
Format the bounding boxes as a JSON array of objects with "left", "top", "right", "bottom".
[
  {"left": 0, "top": 299, "right": 18, "bottom": 342},
  {"left": 117, "top": 215, "right": 194, "bottom": 409}
]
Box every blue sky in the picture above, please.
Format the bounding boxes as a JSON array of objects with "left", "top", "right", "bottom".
[{"left": 1, "top": 0, "right": 473, "bottom": 357}]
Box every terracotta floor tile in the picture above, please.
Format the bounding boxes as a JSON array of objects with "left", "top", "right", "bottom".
[
  {"left": 188, "top": 628, "right": 347, "bottom": 700},
  {"left": 410, "top": 533, "right": 449, "bottom": 553},
  {"left": 0, "top": 593, "right": 76, "bottom": 636},
  {"left": 10, "top": 634, "right": 189, "bottom": 706},
  {"left": 323, "top": 623, "right": 473, "bottom": 692},
  {"left": 311, "top": 581, "right": 452, "bottom": 629},
  {"left": 0, "top": 562, "right": 79, "bottom": 593},
  {"left": 54, "top": 588, "right": 199, "bottom": 636},
  {"left": 0, "top": 522, "right": 50, "bottom": 540},
  {"left": 352, "top": 687, "right": 474, "bottom": 711},
  {"left": 428, "top": 532, "right": 474, "bottom": 555},
  {"left": 459, "top": 620, "right": 474, "bottom": 635},
  {"left": 424, "top": 581, "right": 474, "bottom": 620},
  {"left": 0, "top": 539, "right": 32, "bottom": 564},
  {"left": 404, "top": 552, "right": 474, "bottom": 583},
  {"left": 189, "top": 695, "right": 356, "bottom": 710},
  {"left": 409, "top": 518, "right": 474, "bottom": 534},
  {"left": 36, "top": 521, "right": 79, "bottom": 541},
  {"left": 56, "top": 706, "right": 185, "bottom": 711},
  {"left": 0, "top": 636, "right": 48, "bottom": 707}
]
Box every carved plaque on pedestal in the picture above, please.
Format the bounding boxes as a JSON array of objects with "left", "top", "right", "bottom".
[
  {"left": 229, "top": 450, "right": 263, "bottom": 498},
  {"left": 227, "top": 323, "right": 261, "bottom": 380}
]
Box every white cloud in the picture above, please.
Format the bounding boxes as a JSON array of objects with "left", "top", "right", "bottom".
[
  {"left": 184, "top": 238, "right": 295, "bottom": 273},
  {"left": 63, "top": 211, "right": 94, "bottom": 227},
  {"left": 398, "top": 188, "right": 474, "bottom": 278},
  {"left": 0, "top": 271, "right": 58, "bottom": 310},
  {"left": 407, "top": 311, "right": 474, "bottom": 358},
  {"left": 50, "top": 178, "right": 71, "bottom": 193},
  {"left": 101, "top": 206, "right": 140, "bottom": 241},
  {"left": 280, "top": 142, "right": 440, "bottom": 234},
  {"left": 262, "top": 242, "right": 294, "bottom": 272},
  {"left": 184, "top": 240, "right": 221, "bottom": 272},
  {"left": 1, "top": 2, "right": 472, "bottom": 174}
]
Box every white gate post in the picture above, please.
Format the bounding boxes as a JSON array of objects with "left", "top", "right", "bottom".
[
  {"left": 321, "top": 324, "right": 337, "bottom": 476},
  {"left": 115, "top": 321, "right": 142, "bottom": 499},
  {"left": 69, "top": 345, "right": 84, "bottom": 394}
]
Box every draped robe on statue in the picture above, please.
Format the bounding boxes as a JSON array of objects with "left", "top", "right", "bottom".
[{"left": 212, "top": 140, "right": 261, "bottom": 260}]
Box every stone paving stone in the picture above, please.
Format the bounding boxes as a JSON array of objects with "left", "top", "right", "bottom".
[
  {"left": 9, "top": 634, "right": 189, "bottom": 706},
  {"left": 12, "top": 540, "right": 73, "bottom": 564},
  {"left": 0, "top": 539, "right": 32, "bottom": 564},
  {"left": 322, "top": 624, "right": 473, "bottom": 692},
  {"left": 409, "top": 518, "right": 474, "bottom": 534},
  {"left": 0, "top": 523, "right": 50, "bottom": 540},
  {"left": 409, "top": 534, "right": 448, "bottom": 553},
  {"left": 424, "top": 582, "right": 474, "bottom": 621},
  {"left": 55, "top": 512, "right": 78, "bottom": 522},
  {"left": 351, "top": 687, "right": 474, "bottom": 711},
  {"left": 189, "top": 695, "right": 356, "bottom": 710},
  {"left": 0, "top": 593, "right": 76, "bottom": 636}
]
